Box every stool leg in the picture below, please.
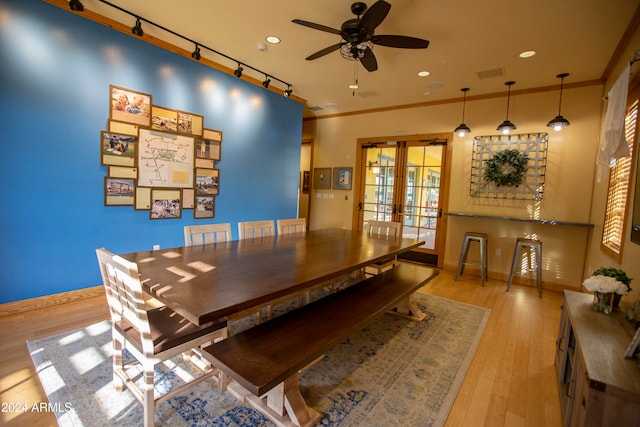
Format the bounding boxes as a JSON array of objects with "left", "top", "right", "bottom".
[
  {"left": 455, "top": 237, "right": 470, "bottom": 281},
  {"left": 535, "top": 244, "right": 542, "bottom": 298},
  {"left": 479, "top": 238, "right": 487, "bottom": 287},
  {"left": 506, "top": 242, "right": 521, "bottom": 292}
]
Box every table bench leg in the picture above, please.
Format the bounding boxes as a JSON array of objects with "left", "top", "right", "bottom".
[{"left": 388, "top": 293, "right": 427, "bottom": 321}]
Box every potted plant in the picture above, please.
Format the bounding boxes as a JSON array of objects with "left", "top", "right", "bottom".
[{"left": 582, "top": 267, "right": 632, "bottom": 313}]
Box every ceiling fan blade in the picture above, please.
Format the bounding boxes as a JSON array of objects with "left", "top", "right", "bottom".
[
  {"left": 359, "top": 0, "right": 391, "bottom": 32},
  {"left": 292, "top": 19, "right": 341, "bottom": 35},
  {"left": 372, "top": 35, "right": 429, "bottom": 49},
  {"left": 360, "top": 47, "right": 378, "bottom": 72},
  {"left": 305, "top": 43, "right": 344, "bottom": 61}
]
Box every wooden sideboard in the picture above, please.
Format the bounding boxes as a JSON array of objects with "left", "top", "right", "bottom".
[{"left": 555, "top": 290, "right": 640, "bottom": 426}]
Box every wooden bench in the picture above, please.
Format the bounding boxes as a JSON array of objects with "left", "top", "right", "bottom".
[{"left": 202, "top": 263, "right": 439, "bottom": 427}]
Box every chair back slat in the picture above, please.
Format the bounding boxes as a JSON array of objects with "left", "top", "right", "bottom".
[
  {"left": 184, "top": 223, "right": 232, "bottom": 246},
  {"left": 277, "top": 218, "right": 307, "bottom": 235},
  {"left": 96, "top": 248, "right": 154, "bottom": 354},
  {"left": 367, "top": 220, "right": 401, "bottom": 238},
  {"left": 238, "top": 220, "right": 275, "bottom": 239}
]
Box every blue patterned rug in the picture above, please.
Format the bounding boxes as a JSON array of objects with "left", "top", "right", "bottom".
[{"left": 27, "top": 293, "right": 489, "bottom": 426}]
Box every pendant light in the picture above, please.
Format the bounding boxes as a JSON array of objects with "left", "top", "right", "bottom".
[
  {"left": 497, "top": 81, "right": 517, "bottom": 134},
  {"left": 454, "top": 87, "right": 471, "bottom": 137},
  {"left": 547, "top": 73, "right": 570, "bottom": 131}
]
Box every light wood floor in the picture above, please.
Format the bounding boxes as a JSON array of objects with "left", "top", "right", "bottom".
[{"left": 0, "top": 269, "right": 564, "bottom": 427}]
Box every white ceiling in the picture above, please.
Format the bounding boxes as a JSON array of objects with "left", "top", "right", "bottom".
[{"left": 75, "top": 0, "right": 639, "bottom": 118}]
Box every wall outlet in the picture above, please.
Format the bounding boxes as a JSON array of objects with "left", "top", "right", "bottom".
[
  {"left": 153, "top": 244, "right": 160, "bottom": 250},
  {"left": 495, "top": 248, "right": 501, "bottom": 256}
]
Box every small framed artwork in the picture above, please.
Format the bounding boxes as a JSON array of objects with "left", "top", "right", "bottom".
[
  {"left": 195, "top": 168, "right": 219, "bottom": 196},
  {"left": 624, "top": 327, "right": 640, "bottom": 358},
  {"left": 150, "top": 189, "right": 182, "bottom": 219},
  {"left": 178, "top": 110, "right": 204, "bottom": 136},
  {"left": 333, "top": 167, "right": 353, "bottom": 190},
  {"left": 109, "top": 85, "right": 151, "bottom": 127},
  {"left": 104, "top": 177, "right": 135, "bottom": 206},
  {"left": 108, "top": 166, "right": 137, "bottom": 179},
  {"left": 194, "top": 196, "right": 215, "bottom": 218},
  {"left": 195, "top": 136, "right": 222, "bottom": 162},
  {"left": 151, "top": 105, "right": 178, "bottom": 132},
  {"left": 313, "top": 168, "right": 332, "bottom": 189},
  {"left": 182, "top": 188, "right": 195, "bottom": 209},
  {"left": 101, "top": 131, "right": 136, "bottom": 167},
  {"left": 302, "top": 171, "right": 310, "bottom": 194},
  {"left": 203, "top": 128, "right": 223, "bottom": 142},
  {"left": 135, "top": 187, "right": 151, "bottom": 210},
  {"left": 108, "top": 120, "right": 138, "bottom": 136}
]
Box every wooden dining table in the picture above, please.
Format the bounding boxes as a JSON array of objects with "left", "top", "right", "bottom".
[{"left": 120, "top": 228, "right": 424, "bottom": 326}]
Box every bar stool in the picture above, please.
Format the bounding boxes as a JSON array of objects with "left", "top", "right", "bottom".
[
  {"left": 454, "top": 232, "right": 488, "bottom": 286},
  {"left": 506, "top": 237, "right": 542, "bottom": 298}
]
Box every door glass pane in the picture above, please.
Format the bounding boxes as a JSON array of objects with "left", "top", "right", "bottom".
[
  {"left": 402, "top": 145, "right": 442, "bottom": 250},
  {"left": 363, "top": 147, "right": 396, "bottom": 222}
]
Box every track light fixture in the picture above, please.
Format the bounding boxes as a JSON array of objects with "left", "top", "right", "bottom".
[
  {"left": 547, "top": 73, "right": 571, "bottom": 131},
  {"left": 284, "top": 86, "right": 293, "bottom": 97},
  {"left": 454, "top": 87, "right": 471, "bottom": 137},
  {"left": 234, "top": 64, "right": 243, "bottom": 78},
  {"left": 131, "top": 18, "right": 143, "bottom": 36},
  {"left": 262, "top": 76, "right": 271, "bottom": 88},
  {"left": 69, "top": 0, "right": 84, "bottom": 11},
  {"left": 191, "top": 44, "right": 201, "bottom": 60},
  {"left": 496, "top": 81, "right": 517, "bottom": 135}
]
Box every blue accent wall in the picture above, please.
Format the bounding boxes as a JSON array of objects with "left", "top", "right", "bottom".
[{"left": 0, "top": 1, "right": 303, "bottom": 303}]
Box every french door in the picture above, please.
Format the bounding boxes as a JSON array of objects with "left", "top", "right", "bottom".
[{"left": 353, "top": 134, "right": 451, "bottom": 267}]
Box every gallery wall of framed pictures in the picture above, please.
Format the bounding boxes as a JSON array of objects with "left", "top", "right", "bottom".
[{"left": 102, "top": 85, "right": 222, "bottom": 219}]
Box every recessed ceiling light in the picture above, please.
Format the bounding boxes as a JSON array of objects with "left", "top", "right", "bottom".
[
  {"left": 519, "top": 50, "right": 536, "bottom": 58},
  {"left": 265, "top": 35, "right": 281, "bottom": 44},
  {"left": 348, "top": 83, "right": 359, "bottom": 89},
  {"left": 418, "top": 71, "right": 430, "bottom": 77}
]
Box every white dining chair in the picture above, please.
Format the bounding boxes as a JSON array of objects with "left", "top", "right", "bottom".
[
  {"left": 276, "top": 218, "right": 307, "bottom": 235},
  {"left": 96, "top": 248, "right": 228, "bottom": 427},
  {"left": 364, "top": 220, "right": 402, "bottom": 276},
  {"left": 237, "top": 220, "right": 275, "bottom": 239},
  {"left": 184, "top": 223, "right": 232, "bottom": 246}
]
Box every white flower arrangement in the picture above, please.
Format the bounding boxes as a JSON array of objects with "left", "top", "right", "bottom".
[{"left": 582, "top": 275, "right": 629, "bottom": 295}]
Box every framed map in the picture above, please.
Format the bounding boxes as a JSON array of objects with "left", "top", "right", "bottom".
[{"left": 137, "top": 129, "right": 194, "bottom": 188}]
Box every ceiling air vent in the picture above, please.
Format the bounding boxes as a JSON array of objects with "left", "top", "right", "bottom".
[{"left": 477, "top": 68, "right": 505, "bottom": 80}]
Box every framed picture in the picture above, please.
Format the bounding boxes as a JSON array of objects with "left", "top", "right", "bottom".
[
  {"left": 109, "top": 85, "right": 151, "bottom": 127},
  {"left": 182, "top": 188, "right": 195, "bottom": 209},
  {"left": 177, "top": 110, "right": 203, "bottom": 136},
  {"left": 135, "top": 187, "right": 151, "bottom": 210},
  {"left": 100, "top": 131, "right": 136, "bottom": 167},
  {"left": 108, "top": 120, "right": 138, "bottom": 136},
  {"left": 150, "top": 189, "right": 182, "bottom": 219},
  {"left": 104, "top": 177, "right": 135, "bottom": 206},
  {"left": 195, "top": 168, "right": 219, "bottom": 196},
  {"left": 203, "top": 128, "right": 223, "bottom": 142},
  {"left": 313, "top": 167, "right": 332, "bottom": 189},
  {"left": 108, "top": 166, "right": 137, "bottom": 179},
  {"left": 195, "top": 137, "right": 222, "bottom": 161},
  {"left": 624, "top": 327, "right": 640, "bottom": 358},
  {"left": 194, "top": 196, "right": 215, "bottom": 218},
  {"left": 151, "top": 105, "right": 178, "bottom": 132},
  {"left": 137, "top": 129, "right": 194, "bottom": 188},
  {"left": 302, "top": 170, "right": 310, "bottom": 194},
  {"left": 333, "top": 167, "right": 353, "bottom": 190}
]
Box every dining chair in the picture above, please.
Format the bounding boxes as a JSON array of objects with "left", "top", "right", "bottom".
[
  {"left": 184, "top": 223, "right": 232, "bottom": 246},
  {"left": 364, "top": 220, "right": 402, "bottom": 276},
  {"left": 237, "top": 220, "right": 275, "bottom": 239},
  {"left": 96, "top": 248, "right": 228, "bottom": 427},
  {"left": 276, "top": 218, "right": 307, "bottom": 235}
]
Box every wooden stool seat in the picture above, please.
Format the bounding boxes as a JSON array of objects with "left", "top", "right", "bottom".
[
  {"left": 506, "top": 237, "right": 542, "bottom": 298},
  {"left": 454, "top": 232, "right": 488, "bottom": 286}
]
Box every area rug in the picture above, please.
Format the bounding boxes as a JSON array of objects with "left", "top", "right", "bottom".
[{"left": 27, "top": 293, "right": 489, "bottom": 427}]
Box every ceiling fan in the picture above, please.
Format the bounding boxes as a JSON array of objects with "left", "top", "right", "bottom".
[{"left": 292, "top": 0, "right": 429, "bottom": 72}]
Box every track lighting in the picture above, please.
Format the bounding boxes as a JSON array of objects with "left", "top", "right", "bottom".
[
  {"left": 234, "top": 64, "right": 243, "bottom": 78},
  {"left": 262, "top": 76, "right": 271, "bottom": 88},
  {"left": 496, "top": 81, "right": 517, "bottom": 135},
  {"left": 69, "top": 0, "right": 84, "bottom": 11},
  {"left": 454, "top": 87, "right": 471, "bottom": 137},
  {"left": 191, "top": 44, "right": 201, "bottom": 60},
  {"left": 547, "top": 73, "right": 571, "bottom": 131},
  {"left": 131, "top": 18, "right": 143, "bottom": 36},
  {"left": 284, "top": 86, "right": 293, "bottom": 97}
]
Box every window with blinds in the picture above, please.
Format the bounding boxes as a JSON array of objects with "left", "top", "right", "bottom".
[{"left": 601, "top": 100, "right": 638, "bottom": 260}]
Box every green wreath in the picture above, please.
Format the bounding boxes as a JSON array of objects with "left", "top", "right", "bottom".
[{"left": 484, "top": 149, "right": 529, "bottom": 187}]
